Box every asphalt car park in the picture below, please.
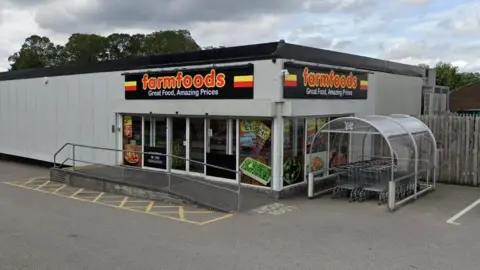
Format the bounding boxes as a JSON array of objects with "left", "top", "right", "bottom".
[
  {"left": 2, "top": 160, "right": 480, "bottom": 269},
  {"left": 4, "top": 176, "right": 233, "bottom": 226}
]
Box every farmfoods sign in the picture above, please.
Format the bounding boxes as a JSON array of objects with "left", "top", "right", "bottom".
[
  {"left": 124, "top": 64, "right": 254, "bottom": 99},
  {"left": 283, "top": 62, "right": 369, "bottom": 99}
]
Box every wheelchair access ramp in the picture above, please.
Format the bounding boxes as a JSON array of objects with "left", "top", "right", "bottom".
[{"left": 51, "top": 143, "right": 275, "bottom": 213}]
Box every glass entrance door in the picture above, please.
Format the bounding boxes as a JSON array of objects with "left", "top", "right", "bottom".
[
  {"left": 206, "top": 119, "right": 237, "bottom": 180},
  {"left": 171, "top": 118, "right": 187, "bottom": 171},
  {"left": 189, "top": 118, "right": 205, "bottom": 174},
  {"left": 143, "top": 116, "right": 168, "bottom": 170}
]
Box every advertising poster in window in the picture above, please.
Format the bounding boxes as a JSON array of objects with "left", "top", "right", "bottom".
[
  {"left": 238, "top": 120, "right": 272, "bottom": 186},
  {"left": 123, "top": 116, "right": 133, "bottom": 139},
  {"left": 283, "top": 62, "right": 369, "bottom": 99},
  {"left": 124, "top": 64, "right": 254, "bottom": 100},
  {"left": 305, "top": 117, "right": 329, "bottom": 176},
  {"left": 123, "top": 144, "right": 142, "bottom": 167},
  {"left": 122, "top": 115, "right": 142, "bottom": 167}
]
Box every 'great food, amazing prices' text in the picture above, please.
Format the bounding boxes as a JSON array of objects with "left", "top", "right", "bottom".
[{"left": 141, "top": 69, "right": 225, "bottom": 97}]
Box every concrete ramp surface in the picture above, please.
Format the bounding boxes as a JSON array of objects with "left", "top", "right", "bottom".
[{"left": 51, "top": 165, "right": 275, "bottom": 213}]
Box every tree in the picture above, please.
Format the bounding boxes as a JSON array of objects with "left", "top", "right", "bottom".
[
  {"left": 143, "top": 30, "right": 200, "bottom": 55},
  {"left": 8, "top": 30, "right": 203, "bottom": 70},
  {"left": 8, "top": 35, "right": 61, "bottom": 70},
  {"left": 63, "top": 34, "right": 108, "bottom": 64},
  {"left": 419, "top": 62, "right": 480, "bottom": 90},
  {"left": 434, "top": 62, "right": 462, "bottom": 90}
]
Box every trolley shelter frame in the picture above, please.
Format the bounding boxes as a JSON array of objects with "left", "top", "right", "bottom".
[{"left": 307, "top": 114, "right": 437, "bottom": 211}]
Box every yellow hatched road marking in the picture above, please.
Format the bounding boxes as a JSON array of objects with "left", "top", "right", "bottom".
[
  {"left": 145, "top": 201, "right": 155, "bottom": 212},
  {"left": 35, "top": 180, "right": 51, "bottom": 190},
  {"left": 53, "top": 184, "right": 66, "bottom": 193},
  {"left": 92, "top": 192, "right": 104, "bottom": 202},
  {"left": 198, "top": 214, "right": 234, "bottom": 226},
  {"left": 2, "top": 182, "right": 204, "bottom": 225},
  {"left": 179, "top": 206, "right": 185, "bottom": 220},
  {"left": 23, "top": 177, "right": 42, "bottom": 186},
  {"left": 118, "top": 197, "right": 129, "bottom": 208},
  {"left": 3, "top": 178, "right": 234, "bottom": 225},
  {"left": 70, "top": 188, "right": 84, "bottom": 198}
]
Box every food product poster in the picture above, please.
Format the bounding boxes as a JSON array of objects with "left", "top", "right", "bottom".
[
  {"left": 306, "top": 118, "right": 317, "bottom": 145},
  {"left": 306, "top": 151, "right": 327, "bottom": 173},
  {"left": 239, "top": 157, "right": 272, "bottom": 186},
  {"left": 123, "top": 144, "right": 142, "bottom": 167},
  {"left": 239, "top": 120, "right": 271, "bottom": 153},
  {"left": 283, "top": 157, "right": 302, "bottom": 184},
  {"left": 316, "top": 118, "right": 328, "bottom": 132},
  {"left": 123, "top": 116, "right": 133, "bottom": 138}
]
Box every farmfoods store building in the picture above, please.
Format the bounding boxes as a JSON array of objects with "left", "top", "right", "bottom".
[{"left": 0, "top": 41, "right": 429, "bottom": 197}]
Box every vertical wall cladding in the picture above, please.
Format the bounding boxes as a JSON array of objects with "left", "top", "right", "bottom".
[
  {"left": 0, "top": 72, "right": 119, "bottom": 165},
  {"left": 373, "top": 72, "right": 423, "bottom": 115}
]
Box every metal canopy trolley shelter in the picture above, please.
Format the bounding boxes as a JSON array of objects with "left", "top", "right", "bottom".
[{"left": 307, "top": 114, "right": 437, "bottom": 211}]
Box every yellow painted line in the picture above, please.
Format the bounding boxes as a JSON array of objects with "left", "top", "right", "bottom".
[
  {"left": 125, "top": 200, "right": 151, "bottom": 203},
  {"left": 35, "top": 180, "right": 51, "bottom": 190},
  {"left": 151, "top": 205, "right": 179, "bottom": 208},
  {"left": 145, "top": 201, "right": 155, "bottom": 213},
  {"left": 2, "top": 181, "right": 234, "bottom": 226},
  {"left": 70, "top": 188, "right": 84, "bottom": 198},
  {"left": 118, "top": 197, "right": 129, "bottom": 208},
  {"left": 198, "top": 214, "right": 234, "bottom": 226},
  {"left": 178, "top": 206, "right": 185, "bottom": 220},
  {"left": 22, "top": 177, "right": 43, "bottom": 186},
  {"left": 92, "top": 192, "right": 104, "bottom": 203},
  {"left": 2, "top": 182, "right": 202, "bottom": 225},
  {"left": 53, "top": 184, "right": 67, "bottom": 193}
]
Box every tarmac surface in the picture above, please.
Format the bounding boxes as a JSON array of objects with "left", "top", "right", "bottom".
[{"left": 1, "top": 160, "right": 480, "bottom": 269}]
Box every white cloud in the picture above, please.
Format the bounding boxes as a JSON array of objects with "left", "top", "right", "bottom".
[{"left": 0, "top": 0, "right": 479, "bottom": 73}]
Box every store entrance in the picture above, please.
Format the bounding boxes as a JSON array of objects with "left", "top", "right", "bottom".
[
  {"left": 206, "top": 119, "right": 237, "bottom": 180},
  {"left": 123, "top": 114, "right": 237, "bottom": 180},
  {"left": 189, "top": 118, "right": 205, "bottom": 174},
  {"left": 171, "top": 118, "right": 187, "bottom": 171},
  {"left": 143, "top": 116, "right": 168, "bottom": 170}
]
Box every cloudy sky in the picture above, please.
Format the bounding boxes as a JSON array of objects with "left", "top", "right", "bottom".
[{"left": 0, "top": 0, "right": 479, "bottom": 72}]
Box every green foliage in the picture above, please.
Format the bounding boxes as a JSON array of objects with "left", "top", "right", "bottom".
[
  {"left": 8, "top": 30, "right": 203, "bottom": 70},
  {"left": 420, "top": 62, "right": 480, "bottom": 90}
]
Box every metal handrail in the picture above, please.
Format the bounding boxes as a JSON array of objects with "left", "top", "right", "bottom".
[
  {"left": 53, "top": 142, "right": 243, "bottom": 211},
  {"left": 67, "top": 157, "right": 239, "bottom": 193},
  {"left": 54, "top": 142, "right": 240, "bottom": 173},
  {"left": 53, "top": 142, "right": 72, "bottom": 166}
]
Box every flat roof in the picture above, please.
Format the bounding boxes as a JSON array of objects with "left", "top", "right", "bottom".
[{"left": 0, "top": 40, "right": 426, "bottom": 81}]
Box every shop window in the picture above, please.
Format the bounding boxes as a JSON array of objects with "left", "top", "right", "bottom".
[
  {"left": 328, "top": 116, "right": 350, "bottom": 167},
  {"left": 283, "top": 118, "right": 305, "bottom": 186},
  {"left": 305, "top": 117, "right": 329, "bottom": 177},
  {"left": 238, "top": 119, "right": 272, "bottom": 187},
  {"left": 122, "top": 115, "right": 142, "bottom": 167}
]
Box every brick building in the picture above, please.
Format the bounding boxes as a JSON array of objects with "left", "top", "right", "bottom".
[{"left": 450, "top": 81, "right": 480, "bottom": 112}]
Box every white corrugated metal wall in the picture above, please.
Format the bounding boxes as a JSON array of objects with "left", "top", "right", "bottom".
[{"left": 0, "top": 72, "right": 120, "bottom": 165}]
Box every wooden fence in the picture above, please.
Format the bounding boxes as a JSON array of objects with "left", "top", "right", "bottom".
[{"left": 418, "top": 114, "right": 480, "bottom": 186}]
